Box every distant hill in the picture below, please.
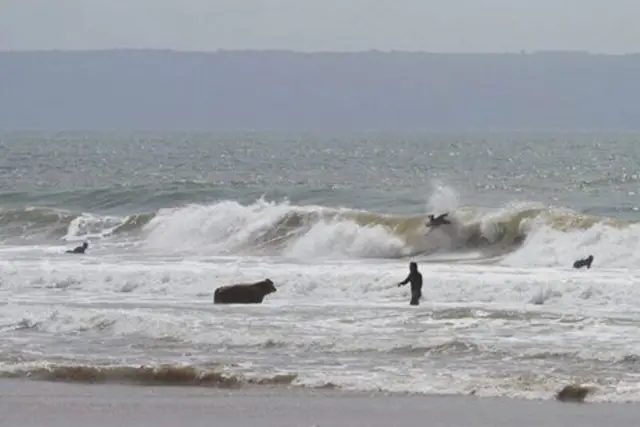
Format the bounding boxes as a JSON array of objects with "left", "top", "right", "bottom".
[{"left": 1, "top": 49, "right": 639, "bottom": 130}]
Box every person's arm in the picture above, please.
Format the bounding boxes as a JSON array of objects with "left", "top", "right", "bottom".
[{"left": 397, "top": 274, "right": 410, "bottom": 287}]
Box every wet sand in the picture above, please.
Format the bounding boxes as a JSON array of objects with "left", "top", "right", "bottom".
[{"left": 2, "top": 380, "right": 640, "bottom": 427}]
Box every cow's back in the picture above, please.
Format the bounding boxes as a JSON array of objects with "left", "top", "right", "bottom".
[{"left": 214, "top": 283, "right": 262, "bottom": 304}]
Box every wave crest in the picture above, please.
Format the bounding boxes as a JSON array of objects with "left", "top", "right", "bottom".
[
  {"left": 2, "top": 363, "right": 298, "bottom": 388},
  {"left": 2, "top": 194, "right": 638, "bottom": 264},
  {"left": 0, "top": 207, "right": 154, "bottom": 242}
]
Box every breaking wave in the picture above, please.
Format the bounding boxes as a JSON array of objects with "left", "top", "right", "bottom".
[
  {"left": 0, "top": 207, "right": 154, "bottom": 242},
  {"left": 0, "top": 363, "right": 298, "bottom": 388},
  {"left": 1, "top": 184, "right": 638, "bottom": 265}
]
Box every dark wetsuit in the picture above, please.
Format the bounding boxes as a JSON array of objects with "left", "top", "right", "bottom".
[
  {"left": 66, "top": 243, "right": 88, "bottom": 254},
  {"left": 427, "top": 213, "right": 451, "bottom": 227},
  {"left": 399, "top": 270, "right": 423, "bottom": 305},
  {"left": 573, "top": 255, "right": 593, "bottom": 269}
]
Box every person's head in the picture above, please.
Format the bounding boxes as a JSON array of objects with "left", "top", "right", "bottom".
[{"left": 409, "top": 262, "right": 418, "bottom": 272}]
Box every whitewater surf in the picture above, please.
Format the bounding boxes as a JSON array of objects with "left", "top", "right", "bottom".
[
  {"left": 2, "top": 194, "right": 634, "bottom": 267},
  {"left": 3, "top": 131, "right": 640, "bottom": 403}
]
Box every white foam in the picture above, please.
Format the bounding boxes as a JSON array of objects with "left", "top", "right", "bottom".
[
  {"left": 64, "top": 213, "right": 125, "bottom": 241},
  {"left": 502, "top": 221, "right": 640, "bottom": 268},
  {"left": 282, "top": 220, "right": 408, "bottom": 259},
  {"left": 5, "top": 183, "right": 640, "bottom": 402},
  {"left": 2, "top": 254, "right": 640, "bottom": 402},
  {"left": 426, "top": 180, "right": 461, "bottom": 214},
  {"left": 141, "top": 198, "right": 413, "bottom": 259},
  {"left": 135, "top": 184, "right": 479, "bottom": 260},
  {"left": 132, "top": 188, "right": 640, "bottom": 269},
  {"left": 143, "top": 198, "right": 301, "bottom": 254}
]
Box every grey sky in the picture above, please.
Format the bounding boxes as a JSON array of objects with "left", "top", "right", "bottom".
[{"left": 2, "top": 0, "right": 639, "bottom": 53}]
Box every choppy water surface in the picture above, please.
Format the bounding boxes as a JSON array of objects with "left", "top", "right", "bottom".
[{"left": 1, "top": 131, "right": 640, "bottom": 402}]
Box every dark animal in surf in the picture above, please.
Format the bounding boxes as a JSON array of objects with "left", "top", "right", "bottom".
[
  {"left": 573, "top": 255, "right": 593, "bottom": 269},
  {"left": 426, "top": 213, "right": 451, "bottom": 227},
  {"left": 66, "top": 242, "right": 88, "bottom": 254},
  {"left": 555, "top": 385, "right": 593, "bottom": 403},
  {"left": 213, "top": 279, "right": 277, "bottom": 304}
]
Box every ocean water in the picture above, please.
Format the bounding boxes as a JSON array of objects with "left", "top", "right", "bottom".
[{"left": 1, "top": 130, "right": 640, "bottom": 402}]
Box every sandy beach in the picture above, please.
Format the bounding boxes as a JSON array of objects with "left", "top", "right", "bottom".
[{"left": 2, "top": 380, "right": 640, "bottom": 427}]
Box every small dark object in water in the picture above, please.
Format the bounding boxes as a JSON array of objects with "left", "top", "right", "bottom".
[
  {"left": 426, "top": 213, "right": 451, "bottom": 227},
  {"left": 214, "top": 279, "right": 277, "bottom": 304},
  {"left": 66, "top": 242, "right": 88, "bottom": 254},
  {"left": 556, "top": 385, "right": 592, "bottom": 403},
  {"left": 573, "top": 255, "right": 594, "bottom": 269}
]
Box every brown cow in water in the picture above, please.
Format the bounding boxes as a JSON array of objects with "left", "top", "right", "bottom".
[{"left": 213, "top": 279, "right": 277, "bottom": 304}]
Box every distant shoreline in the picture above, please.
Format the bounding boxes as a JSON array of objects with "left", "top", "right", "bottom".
[
  {"left": 2, "top": 49, "right": 639, "bottom": 131},
  {"left": 2, "top": 48, "right": 639, "bottom": 56}
]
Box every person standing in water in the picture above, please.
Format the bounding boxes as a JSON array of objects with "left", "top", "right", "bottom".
[{"left": 397, "top": 261, "right": 423, "bottom": 306}]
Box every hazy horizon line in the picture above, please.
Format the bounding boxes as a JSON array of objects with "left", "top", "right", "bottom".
[{"left": 2, "top": 48, "right": 640, "bottom": 56}]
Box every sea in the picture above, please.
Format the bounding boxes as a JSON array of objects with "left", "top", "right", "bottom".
[{"left": 1, "top": 130, "right": 640, "bottom": 402}]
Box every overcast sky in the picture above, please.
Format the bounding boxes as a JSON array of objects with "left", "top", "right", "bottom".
[{"left": 2, "top": 0, "right": 639, "bottom": 53}]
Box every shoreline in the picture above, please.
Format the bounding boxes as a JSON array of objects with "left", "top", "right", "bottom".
[
  {"left": 0, "top": 363, "right": 632, "bottom": 404},
  {"left": 3, "top": 380, "right": 640, "bottom": 427}
]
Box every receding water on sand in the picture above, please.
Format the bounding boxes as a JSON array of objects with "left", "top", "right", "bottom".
[{"left": 3, "top": 380, "right": 640, "bottom": 427}]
